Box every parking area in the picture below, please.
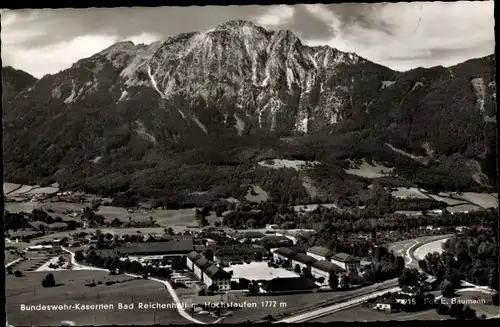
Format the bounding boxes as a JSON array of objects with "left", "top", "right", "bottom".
[{"left": 226, "top": 262, "right": 299, "bottom": 281}]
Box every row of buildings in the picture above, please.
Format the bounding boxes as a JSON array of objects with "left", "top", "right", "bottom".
[{"left": 273, "top": 246, "right": 361, "bottom": 286}]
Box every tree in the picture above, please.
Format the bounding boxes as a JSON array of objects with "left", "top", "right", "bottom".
[
  {"left": 110, "top": 218, "right": 123, "bottom": 227},
  {"left": 41, "top": 273, "right": 56, "bottom": 287},
  {"left": 208, "top": 284, "right": 219, "bottom": 293},
  {"left": 341, "top": 275, "right": 350, "bottom": 290},
  {"left": 14, "top": 270, "right": 23, "bottom": 277},
  {"left": 302, "top": 267, "right": 313, "bottom": 280},
  {"left": 248, "top": 280, "right": 260, "bottom": 294},
  {"left": 398, "top": 268, "right": 420, "bottom": 288},
  {"left": 435, "top": 303, "right": 449, "bottom": 315},
  {"left": 328, "top": 274, "right": 339, "bottom": 290},
  {"left": 440, "top": 280, "right": 455, "bottom": 298},
  {"left": 7, "top": 266, "right": 13, "bottom": 275},
  {"left": 202, "top": 249, "right": 214, "bottom": 261}
]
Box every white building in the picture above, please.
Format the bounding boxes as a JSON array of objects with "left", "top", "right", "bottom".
[
  {"left": 203, "top": 265, "right": 231, "bottom": 291},
  {"left": 193, "top": 257, "right": 212, "bottom": 282},
  {"left": 186, "top": 251, "right": 202, "bottom": 270},
  {"left": 330, "top": 253, "right": 360, "bottom": 275}
]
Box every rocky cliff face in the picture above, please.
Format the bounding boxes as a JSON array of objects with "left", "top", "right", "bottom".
[{"left": 2, "top": 20, "right": 496, "bottom": 194}]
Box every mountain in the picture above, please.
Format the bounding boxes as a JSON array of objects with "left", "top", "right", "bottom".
[
  {"left": 2, "top": 66, "right": 38, "bottom": 102},
  {"left": 2, "top": 20, "right": 497, "bottom": 204}
]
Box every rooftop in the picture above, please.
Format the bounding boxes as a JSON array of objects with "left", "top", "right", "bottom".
[
  {"left": 243, "top": 231, "right": 265, "bottom": 238},
  {"left": 261, "top": 235, "right": 292, "bottom": 243},
  {"left": 187, "top": 251, "right": 202, "bottom": 261},
  {"left": 331, "top": 252, "right": 360, "bottom": 263},
  {"left": 194, "top": 257, "right": 213, "bottom": 269},
  {"left": 273, "top": 247, "right": 296, "bottom": 257},
  {"left": 204, "top": 264, "right": 231, "bottom": 279},
  {"left": 292, "top": 253, "right": 317, "bottom": 265},
  {"left": 307, "top": 246, "right": 333, "bottom": 258},
  {"left": 311, "top": 260, "right": 345, "bottom": 273},
  {"left": 116, "top": 239, "right": 194, "bottom": 255},
  {"left": 213, "top": 244, "right": 267, "bottom": 256}
]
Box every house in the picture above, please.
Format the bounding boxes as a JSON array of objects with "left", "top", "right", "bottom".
[
  {"left": 374, "top": 299, "right": 394, "bottom": 311},
  {"left": 260, "top": 235, "right": 293, "bottom": 248},
  {"left": 272, "top": 247, "right": 296, "bottom": 263},
  {"left": 203, "top": 264, "right": 232, "bottom": 291},
  {"left": 306, "top": 246, "right": 333, "bottom": 261},
  {"left": 310, "top": 260, "right": 346, "bottom": 286},
  {"left": 116, "top": 239, "right": 194, "bottom": 256},
  {"left": 291, "top": 253, "right": 317, "bottom": 272},
  {"left": 213, "top": 244, "right": 268, "bottom": 264},
  {"left": 193, "top": 257, "right": 213, "bottom": 282},
  {"left": 242, "top": 231, "right": 265, "bottom": 242},
  {"left": 260, "top": 277, "right": 319, "bottom": 294},
  {"left": 186, "top": 251, "right": 202, "bottom": 270},
  {"left": 422, "top": 276, "right": 440, "bottom": 290},
  {"left": 330, "top": 253, "right": 360, "bottom": 275}
]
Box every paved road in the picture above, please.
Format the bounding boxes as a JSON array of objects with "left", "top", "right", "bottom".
[
  {"left": 388, "top": 234, "right": 453, "bottom": 269},
  {"left": 277, "top": 234, "right": 455, "bottom": 323},
  {"left": 276, "top": 286, "right": 401, "bottom": 323}
]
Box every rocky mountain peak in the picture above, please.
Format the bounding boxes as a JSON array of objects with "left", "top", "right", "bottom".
[{"left": 215, "top": 19, "right": 261, "bottom": 31}]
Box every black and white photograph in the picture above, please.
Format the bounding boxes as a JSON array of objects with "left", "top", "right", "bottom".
[{"left": 2, "top": 1, "right": 498, "bottom": 326}]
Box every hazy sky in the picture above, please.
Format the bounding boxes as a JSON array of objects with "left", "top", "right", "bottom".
[{"left": 1, "top": 1, "right": 495, "bottom": 79}]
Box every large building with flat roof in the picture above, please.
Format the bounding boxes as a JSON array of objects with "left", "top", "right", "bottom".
[{"left": 116, "top": 239, "right": 194, "bottom": 256}]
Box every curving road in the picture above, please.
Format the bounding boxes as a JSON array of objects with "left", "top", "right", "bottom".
[{"left": 60, "top": 247, "right": 206, "bottom": 325}]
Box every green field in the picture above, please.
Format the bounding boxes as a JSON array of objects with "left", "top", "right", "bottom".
[
  {"left": 181, "top": 279, "right": 399, "bottom": 324},
  {"left": 95, "top": 206, "right": 198, "bottom": 226},
  {"left": 6, "top": 270, "right": 188, "bottom": 326},
  {"left": 310, "top": 305, "right": 446, "bottom": 322}
]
